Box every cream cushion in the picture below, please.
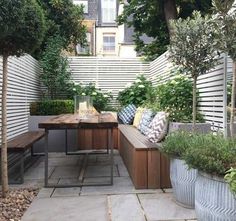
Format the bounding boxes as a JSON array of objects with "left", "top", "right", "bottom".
[{"left": 133, "top": 107, "right": 145, "bottom": 128}]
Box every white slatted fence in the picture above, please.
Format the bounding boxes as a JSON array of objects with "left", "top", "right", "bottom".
[
  {"left": 149, "top": 52, "right": 231, "bottom": 131},
  {"left": 0, "top": 55, "right": 41, "bottom": 141},
  {"left": 68, "top": 57, "right": 150, "bottom": 106}
]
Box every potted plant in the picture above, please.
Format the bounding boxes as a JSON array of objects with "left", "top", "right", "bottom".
[
  {"left": 184, "top": 134, "right": 236, "bottom": 220},
  {"left": 162, "top": 131, "right": 198, "bottom": 208},
  {"left": 169, "top": 11, "right": 219, "bottom": 130}
]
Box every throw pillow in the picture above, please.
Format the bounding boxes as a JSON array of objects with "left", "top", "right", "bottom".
[
  {"left": 133, "top": 107, "right": 145, "bottom": 128},
  {"left": 147, "top": 112, "right": 169, "bottom": 143},
  {"left": 118, "top": 104, "right": 137, "bottom": 124},
  {"left": 138, "top": 109, "right": 155, "bottom": 135}
]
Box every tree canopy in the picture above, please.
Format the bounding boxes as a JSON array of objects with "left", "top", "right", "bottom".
[
  {"left": 117, "top": 0, "right": 213, "bottom": 60},
  {"left": 0, "top": 0, "right": 46, "bottom": 56},
  {"left": 34, "top": 0, "right": 87, "bottom": 58}
]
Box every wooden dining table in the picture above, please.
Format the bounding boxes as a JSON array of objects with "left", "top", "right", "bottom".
[{"left": 38, "top": 113, "right": 118, "bottom": 188}]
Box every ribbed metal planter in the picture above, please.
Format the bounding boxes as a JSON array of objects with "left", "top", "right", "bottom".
[
  {"left": 195, "top": 172, "right": 236, "bottom": 221},
  {"left": 170, "top": 158, "right": 197, "bottom": 208}
]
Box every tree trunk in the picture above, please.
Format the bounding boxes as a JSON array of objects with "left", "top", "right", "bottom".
[
  {"left": 192, "top": 75, "right": 197, "bottom": 131},
  {"left": 163, "top": 0, "right": 177, "bottom": 36},
  {"left": 230, "top": 61, "right": 236, "bottom": 137},
  {"left": 1, "top": 54, "right": 9, "bottom": 197}
]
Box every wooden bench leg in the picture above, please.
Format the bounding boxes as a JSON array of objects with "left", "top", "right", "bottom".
[{"left": 19, "top": 151, "right": 24, "bottom": 184}]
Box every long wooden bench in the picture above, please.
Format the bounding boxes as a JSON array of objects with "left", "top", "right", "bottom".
[
  {"left": 0, "top": 131, "right": 45, "bottom": 184},
  {"left": 118, "top": 124, "right": 171, "bottom": 189}
]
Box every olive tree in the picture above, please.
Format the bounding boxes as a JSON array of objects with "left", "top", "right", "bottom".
[
  {"left": 212, "top": 0, "right": 236, "bottom": 136},
  {"left": 169, "top": 11, "right": 219, "bottom": 129},
  {"left": 0, "top": 0, "right": 45, "bottom": 197}
]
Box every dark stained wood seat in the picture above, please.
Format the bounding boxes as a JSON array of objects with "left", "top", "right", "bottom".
[
  {"left": 7, "top": 131, "right": 45, "bottom": 151},
  {"left": 0, "top": 131, "right": 45, "bottom": 184},
  {"left": 118, "top": 124, "right": 171, "bottom": 189}
]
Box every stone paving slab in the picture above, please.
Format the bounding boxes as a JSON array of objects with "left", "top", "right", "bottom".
[
  {"left": 138, "top": 192, "right": 196, "bottom": 221},
  {"left": 50, "top": 166, "right": 81, "bottom": 179},
  {"left": 81, "top": 177, "right": 161, "bottom": 195},
  {"left": 36, "top": 157, "right": 82, "bottom": 167},
  {"left": 84, "top": 164, "right": 119, "bottom": 178},
  {"left": 52, "top": 187, "right": 81, "bottom": 197},
  {"left": 22, "top": 195, "right": 108, "bottom": 221},
  {"left": 108, "top": 194, "right": 146, "bottom": 221},
  {"left": 24, "top": 166, "right": 54, "bottom": 180},
  {"left": 37, "top": 188, "right": 55, "bottom": 198}
]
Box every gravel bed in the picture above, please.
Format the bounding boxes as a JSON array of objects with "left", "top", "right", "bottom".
[{"left": 0, "top": 188, "right": 38, "bottom": 221}]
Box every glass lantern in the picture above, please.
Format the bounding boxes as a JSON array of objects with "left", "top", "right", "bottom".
[{"left": 74, "top": 96, "right": 93, "bottom": 116}]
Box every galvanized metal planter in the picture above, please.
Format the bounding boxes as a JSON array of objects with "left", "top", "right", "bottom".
[
  {"left": 170, "top": 158, "right": 197, "bottom": 208},
  {"left": 195, "top": 172, "right": 236, "bottom": 221}
]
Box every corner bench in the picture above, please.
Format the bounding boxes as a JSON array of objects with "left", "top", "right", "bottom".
[
  {"left": 118, "top": 125, "right": 171, "bottom": 189},
  {"left": 0, "top": 131, "right": 45, "bottom": 184}
]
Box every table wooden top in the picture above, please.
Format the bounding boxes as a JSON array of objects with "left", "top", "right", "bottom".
[{"left": 38, "top": 113, "right": 118, "bottom": 129}]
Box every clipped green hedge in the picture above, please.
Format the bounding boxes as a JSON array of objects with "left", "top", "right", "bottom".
[{"left": 30, "top": 100, "right": 74, "bottom": 115}]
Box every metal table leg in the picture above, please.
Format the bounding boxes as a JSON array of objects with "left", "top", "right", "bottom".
[
  {"left": 109, "top": 128, "right": 114, "bottom": 185},
  {"left": 44, "top": 129, "right": 49, "bottom": 187}
]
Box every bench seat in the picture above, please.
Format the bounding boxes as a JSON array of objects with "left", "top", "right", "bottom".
[
  {"left": 118, "top": 124, "right": 171, "bottom": 189},
  {"left": 0, "top": 131, "right": 45, "bottom": 184}
]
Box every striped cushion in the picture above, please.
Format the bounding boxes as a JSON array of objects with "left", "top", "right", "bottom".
[
  {"left": 138, "top": 109, "right": 155, "bottom": 135},
  {"left": 118, "top": 104, "right": 137, "bottom": 124},
  {"left": 133, "top": 107, "right": 145, "bottom": 128},
  {"left": 147, "top": 112, "right": 169, "bottom": 143}
]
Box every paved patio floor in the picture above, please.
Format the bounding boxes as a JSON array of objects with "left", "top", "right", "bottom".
[{"left": 15, "top": 151, "right": 197, "bottom": 221}]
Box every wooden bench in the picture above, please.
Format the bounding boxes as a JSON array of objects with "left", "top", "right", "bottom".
[
  {"left": 118, "top": 124, "right": 171, "bottom": 189},
  {"left": 0, "top": 131, "right": 45, "bottom": 184}
]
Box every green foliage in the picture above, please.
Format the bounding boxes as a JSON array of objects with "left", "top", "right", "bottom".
[
  {"left": 71, "top": 83, "right": 113, "bottom": 112},
  {"left": 184, "top": 134, "right": 236, "bottom": 176},
  {"left": 117, "top": 75, "right": 153, "bottom": 107},
  {"left": 212, "top": 0, "right": 236, "bottom": 61},
  {"left": 30, "top": 100, "right": 74, "bottom": 115},
  {"left": 169, "top": 11, "right": 219, "bottom": 78},
  {"left": 40, "top": 35, "right": 72, "bottom": 99},
  {"left": 161, "top": 131, "right": 193, "bottom": 159},
  {"left": 224, "top": 168, "right": 236, "bottom": 195},
  {"left": 34, "top": 0, "right": 87, "bottom": 58},
  {"left": 117, "top": 0, "right": 212, "bottom": 60},
  {"left": 0, "top": 0, "right": 46, "bottom": 56},
  {"left": 145, "top": 74, "right": 203, "bottom": 122}
]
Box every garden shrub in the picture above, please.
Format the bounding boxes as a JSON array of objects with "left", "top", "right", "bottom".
[
  {"left": 161, "top": 131, "right": 193, "bottom": 159},
  {"left": 225, "top": 168, "right": 236, "bottom": 195},
  {"left": 146, "top": 74, "right": 204, "bottom": 122},
  {"left": 71, "top": 83, "right": 113, "bottom": 112},
  {"left": 30, "top": 100, "right": 74, "bottom": 115},
  {"left": 117, "top": 75, "right": 153, "bottom": 107},
  {"left": 184, "top": 133, "right": 236, "bottom": 176}
]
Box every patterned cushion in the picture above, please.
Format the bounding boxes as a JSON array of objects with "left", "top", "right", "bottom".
[
  {"left": 138, "top": 109, "right": 155, "bottom": 135},
  {"left": 147, "top": 112, "right": 169, "bottom": 143},
  {"left": 118, "top": 104, "right": 137, "bottom": 124},
  {"left": 133, "top": 107, "right": 145, "bottom": 128}
]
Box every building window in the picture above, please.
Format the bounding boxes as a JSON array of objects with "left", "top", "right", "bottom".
[
  {"left": 101, "top": 0, "right": 116, "bottom": 23},
  {"left": 76, "top": 32, "right": 91, "bottom": 54},
  {"left": 103, "top": 35, "right": 115, "bottom": 52},
  {"left": 73, "top": 0, "right": 88, "bottom": 13}
]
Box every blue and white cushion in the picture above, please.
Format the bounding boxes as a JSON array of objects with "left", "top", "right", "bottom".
[
  {"left": 147, "top": 112, "right": 169, "bottom": 143},
  {"left": 138, "top": 109, "right": 155, "bottom": 135},
  {"left": 118, "top": 104, "right": 137, "bottom": 124}
]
